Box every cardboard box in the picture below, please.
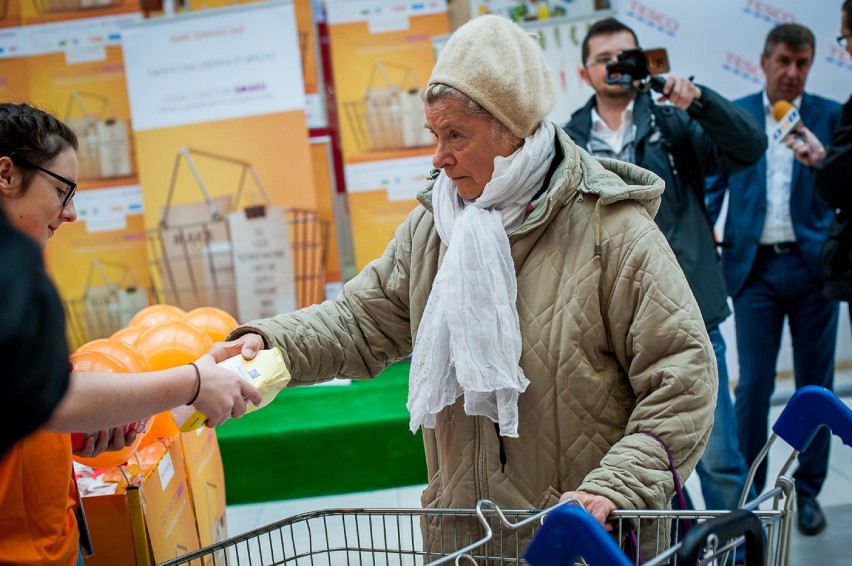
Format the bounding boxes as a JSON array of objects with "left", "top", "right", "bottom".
[
  {"left": 180, "top": 427, "right": 228, "bottom": 557},
  {"left": 83, "top": 437, "right": 201, "bottom": 565}
]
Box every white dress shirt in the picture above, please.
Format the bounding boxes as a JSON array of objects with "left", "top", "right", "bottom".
[
  {"left": 590, "top": 100, "right": 635, "bottom": 156},
  {"left": 760, "top": 92, "right": 800, "bottom": 244}
]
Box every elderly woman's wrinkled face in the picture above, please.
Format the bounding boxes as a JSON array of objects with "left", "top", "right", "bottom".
[{"left": 426, "top": 98, "right": 522, "bottom": 201}]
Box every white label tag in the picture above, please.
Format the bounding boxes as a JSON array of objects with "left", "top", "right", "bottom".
[{"left": 158, "top": 451, "right": 175, "bottom": 491}]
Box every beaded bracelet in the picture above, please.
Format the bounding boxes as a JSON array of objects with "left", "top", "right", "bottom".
[{"left": 186, "top": 362, "right": 202, "bottom": 405}]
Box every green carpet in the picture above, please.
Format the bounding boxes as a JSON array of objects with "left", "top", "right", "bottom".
[{"left": 216, "top": 360, "right": 427, "bottom": 504}]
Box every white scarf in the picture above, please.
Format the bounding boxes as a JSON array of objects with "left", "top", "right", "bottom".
[{"left": 407, "top": 121, "right": 556, "bottom": 438}]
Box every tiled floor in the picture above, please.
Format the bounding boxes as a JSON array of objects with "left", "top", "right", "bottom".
[{"left": 225, "top": 373, "right": 852, "bottom": 564}]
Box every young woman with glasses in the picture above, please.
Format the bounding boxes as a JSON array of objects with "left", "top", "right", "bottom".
[{"left": 0, "top": 103, "right": 262, "bottom": 566}]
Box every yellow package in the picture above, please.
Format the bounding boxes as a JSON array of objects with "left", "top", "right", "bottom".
[{"left": 171, "top": 348, "right": 291, "bottom": 432}]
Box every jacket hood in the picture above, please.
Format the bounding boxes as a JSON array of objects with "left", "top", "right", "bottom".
[{"left": 418, "top": 125, "right": 663, "bottom": 229}]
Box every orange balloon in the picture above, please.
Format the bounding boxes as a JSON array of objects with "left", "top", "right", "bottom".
[
  {"left": 111, "top": 325, "right": 147, "bottom": 347},
  {"left": 182, "top": 306, "right": 238, "bottom": 343},
  {"left": 69, "top": 351, "right": 129, "bottom": 373},
  {"left": 128, "top": 304, "right": 187, "bottom": 329},
  {"left": 75, "top": 338, "right": 149, "bottom": 373},
  {"left": 138, "top": 411, "right": 180, "bottom": 449},
  {"left": 134, "top": 320, "right": 214, "bottom": 370}
]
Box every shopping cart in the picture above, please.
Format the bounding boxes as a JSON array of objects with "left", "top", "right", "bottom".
[
  {"left": 158, "top": 386, "right": 850, "bottom": 566},
  {"left": 523, "top": 385, "right": 852, "bottom": 565}
]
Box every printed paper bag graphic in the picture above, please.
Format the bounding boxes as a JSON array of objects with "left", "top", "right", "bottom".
[
  {"left": 65, "top": 91, "right": 133, "bottom": 180},
  {"left": 228, "top": 205, "right": 297, "bottom": 322},
  {"left": 343, "top": 60, "right": 434, "bottom": 152},
  {"left": 148, "top": 147, "right": 274, "bottom": 314},
  {"left": 64, "top": 259, "right": 150, "bottom": 348},
  {"left": 153, "top": 195, "right": 234, "bottom": 313}
]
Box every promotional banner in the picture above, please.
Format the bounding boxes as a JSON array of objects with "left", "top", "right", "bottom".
[
  {"left": 122, "top": 1, "right": 316, "bottom": 319},
  {"left": 327, "top": 0, "right": 448, "bottom": 269},
  {"left": 17, "top": 0, "right": 139, "bottom": 25},
  {"left": 470, "top": 0, "right": 604, "bottom": 21},
  {"left": 0, "top": 14, "right": 150, "bottom": 349},
  {"left": 183, "top": 0, "right": 325, "bottom": 128}
]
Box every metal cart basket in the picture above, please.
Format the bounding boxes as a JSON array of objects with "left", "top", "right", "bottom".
[{"left": 159, "top": 387, "right": 851, "bottom": 566}]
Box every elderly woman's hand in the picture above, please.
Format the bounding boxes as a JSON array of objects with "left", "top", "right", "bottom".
[
  {"left": 559, "top": 491, "right": 618, "bottom": 531},
  {"left": 206, "top": 333, "right": 266, "bottom": 363}
]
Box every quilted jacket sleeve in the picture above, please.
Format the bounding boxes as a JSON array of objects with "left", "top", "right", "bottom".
[
  {"left": 577, "top": 212, "right": 718, "bottom": 511},
  {"left": 227, "top": 208, "right": 425, "bottom": 385}
]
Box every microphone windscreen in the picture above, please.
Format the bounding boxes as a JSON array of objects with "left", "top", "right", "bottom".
[{"left": 773, "top": 100, "right": 794, "bottom": 122}]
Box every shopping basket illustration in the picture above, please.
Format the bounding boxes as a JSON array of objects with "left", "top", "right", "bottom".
[
  {"left": 64, "top": 91, "right": 134, "bottom": 181},
  {"left": 63, "top": 258, "right": 150, "bottom": 350},
  {"left": 342, "top": 60, "right": 435, "bottom": 152},
  {"left": 33, "top": 0, "right": 121, "bottom": 13},
  {"left": 158, "top": 386, "right": 850, "bottom": 566},
  {"left": 146, "top": 147, "right": 328, "bottom": 318}
]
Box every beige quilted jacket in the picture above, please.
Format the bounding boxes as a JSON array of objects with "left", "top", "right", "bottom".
[{"left": 230, "top": 128, "right": 717, "bottom": 558}]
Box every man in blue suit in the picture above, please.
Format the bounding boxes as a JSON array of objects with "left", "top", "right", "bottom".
[{"left": 707, "top": 23, "right": 841, "bottom": 536}]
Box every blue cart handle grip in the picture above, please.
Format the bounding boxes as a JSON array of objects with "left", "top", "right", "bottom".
[
  {"left": 772, "top": 386, "right": 852, "bottom": 452},
  {"left": 524, "top": 505, "right": 632, "bottom": 566}
]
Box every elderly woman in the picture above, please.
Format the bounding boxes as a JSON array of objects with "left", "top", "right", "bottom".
[{"left": 226, "top": 15, "right": 716, "bottom": 557}]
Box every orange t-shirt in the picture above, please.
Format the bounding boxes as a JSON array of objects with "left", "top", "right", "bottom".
[{"left": 0, "top": 431, "right": 79, "bottom": 566}]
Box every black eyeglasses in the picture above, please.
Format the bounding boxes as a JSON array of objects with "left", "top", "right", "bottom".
[
  {"left": 11, "top": 154, "right": 77, "bottom": 208},
  {"left": 839, "top": 34, "right": 851, "bottom": 48}
]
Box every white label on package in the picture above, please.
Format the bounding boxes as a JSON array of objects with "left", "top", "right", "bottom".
[{"left": 158, "top": 451, "right": 175, "bottom": 491}]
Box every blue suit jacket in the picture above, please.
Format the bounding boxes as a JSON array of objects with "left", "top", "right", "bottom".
[{"left": 707, "top": 92, "right": 841, "bottom": 299}]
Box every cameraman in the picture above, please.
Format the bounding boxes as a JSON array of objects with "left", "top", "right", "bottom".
[{"left": 563, "top": 18, "right": 766, "bottom": 512}]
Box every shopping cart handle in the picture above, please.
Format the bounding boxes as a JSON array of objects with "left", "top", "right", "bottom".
[
  {"left": 772, "top": 386, "right": 852, "bottom": 452},
  {"left": 524, "top": 505, "right": 632, "bottom": 566},
  {"left": 676, "top": 509, "right": 765, "bottom": 564}
]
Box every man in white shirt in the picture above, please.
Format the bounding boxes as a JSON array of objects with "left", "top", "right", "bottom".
[{"left": 707, "top": 23, "right": 841, "bottom": 536}]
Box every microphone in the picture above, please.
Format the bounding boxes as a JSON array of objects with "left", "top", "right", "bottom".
[{"left": 771, "top": 100, "right": 802, "bottom": 143}]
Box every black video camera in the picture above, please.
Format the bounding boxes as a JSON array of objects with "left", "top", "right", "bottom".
[{"left": 605, "top": 48, "right": 671, "bottom": 93}]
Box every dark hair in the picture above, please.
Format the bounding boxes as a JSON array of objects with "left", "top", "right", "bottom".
[
  {"left": 844, "top": 0, "right": 852, "bottom": 31},
  {"left": 581, "top": 17, "right": 639, "bottom": 65},
  {"left": 763, "top": 23, "right": 816, "bottom": 59},
  {"left": 0, "top": 102, "right": 77, "bottom": 192}
]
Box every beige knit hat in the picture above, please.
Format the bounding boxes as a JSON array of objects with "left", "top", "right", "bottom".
[{"left": 428, "top": 15, "right": 554, "bottom": 139}]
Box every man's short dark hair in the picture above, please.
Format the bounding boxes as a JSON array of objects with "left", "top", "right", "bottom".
[
  {"left": 763, "top": 23, "right": 816, "bottom": 59},
  {"left": 844, "top": 0, "right": 852, "bottom": 31},
  {"left": 581, "top": 17, "right": 639, "bottom": 65}
]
